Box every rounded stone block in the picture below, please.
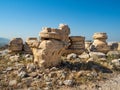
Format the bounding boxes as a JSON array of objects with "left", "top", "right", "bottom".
[{"left": 93, "top": 32, "right": 107, "bottom": 39}]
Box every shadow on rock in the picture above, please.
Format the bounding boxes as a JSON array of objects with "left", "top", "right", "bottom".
[{"left": 57, "top": 61, "right": 113, "bottom": 73}]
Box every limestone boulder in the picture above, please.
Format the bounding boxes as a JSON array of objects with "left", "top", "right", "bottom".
[
  {"left": 33, "top": 24, "right": 70, "bottom": 67},
  {"left": 9, "top": 38, "right": 23, "bottom": 52},
  {"left": 33, "top": 39, "right": 66, "bottom": 67}
]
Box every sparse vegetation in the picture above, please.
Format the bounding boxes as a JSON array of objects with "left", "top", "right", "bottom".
[{"left": 0, "top": 49, "right": 120, "bottom": 90}]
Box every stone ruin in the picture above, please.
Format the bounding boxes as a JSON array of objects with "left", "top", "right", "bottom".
[
  {"left": 23, "top": 37, "right": 38, "bottom": 54},
  {"left": 8, "top": 24, "right": 85, "bottom": 67},
  {"left": 32, "top": 24, "right": 71, "bottom": 67},
  {"left": 9, "top": 24, "right": 120, "bottom": 67},
  {"left": 65, "top": 36, "right": 85, "bottom": 55},
  {"left": 90, "top": 32, "right": 109, "bottom": 53}
]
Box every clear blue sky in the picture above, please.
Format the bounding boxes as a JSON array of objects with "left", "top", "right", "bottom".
[{"left": 0, "top": 0, "right": 120, "bottom": 41}]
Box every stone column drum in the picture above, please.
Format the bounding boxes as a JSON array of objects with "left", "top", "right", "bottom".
[{"left": 91, "top": 32, "right": 109, "bottom": 53}]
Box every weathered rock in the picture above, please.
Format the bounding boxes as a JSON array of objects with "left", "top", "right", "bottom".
[
  {"left": 26, "top": 37, "right": 38, "bottom": 46},
  {"left": 32, "top": 24, "right": 70, "bottom": 67},
  {"left": 18, "top": 71, "right": 28, "bottom": 78},
  {"left": 63, "top": 80, "right": 73, "bottom": 86},
  {"left": 24, "top": 54, "right": 33, "bottom": 62},
  {"left": 0, "top": 49, "right": 9, "bottom": 57},
  {"left": 9, "top": 55, "right": 19, "bottom": 62},
  {"left": 9, "top": 80, "right": 17, "bottom": 86},
  {"left": 27, "top": 63, "right": 36, "bottom": 72},
  {"left": 117, "top": 42, "right": 120, "bottom": 51},
  {"left": 89, "top": 52, "right": 106, "bottom": 58},
  {"left": 65, "top": 36, "right": 85, "bottom": 55},
  {"left": 23, "top": 43, "right": 32, "bottom": 54},
  {"left": 33, "top": 39, "right": 67, "bottom": 67},
  {"left": 90, "top": 32, "right": 109, "bottom": 53},
  {"left": 111, "top": 59, "right": 120, "bottom": 67},
  {"left": 29, "top": 72, "right": 38, "bottom": 78},
  {"left": 79, "top": 52, "right": 90, "bottom": 59},
  {"left": 85, "top": 40, "right": 92, "bottom": 51},
  {"left": 67, "top": 53, "right": 77, "bottom": 60},
  {"left": 107, "top": 51, "right": 120, "bottom": 59},
  {"left": 9, "top": 38, "right": 23, "bottom": 52},
  {"left": 6, "top": 67, "right": 13, "bottom": 71},
  {"left": 108, "top": 42, "right": 118, "bottom": 51}
]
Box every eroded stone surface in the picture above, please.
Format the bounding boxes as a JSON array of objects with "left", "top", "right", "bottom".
[
  {"left": 9, "top": 38, "right": 23, "bottom": 52},
  {"left": 33, "top": 24, "right": 70, "bottom": 67},
  {"left": 23, "top": 37, "right": 38, "bottom": 54},
  {"left": 8, "top": 24, "right": 85, "bottom": 67},
  {"left": 90, "top": 32, "right": 109, "bottom": 53},
  {"left": 65, "top": 36, "right": 85, "bottom": 55}
]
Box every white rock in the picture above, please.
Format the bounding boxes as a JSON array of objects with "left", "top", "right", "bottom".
[
  {"left": 9, "top": 80, "right": 17, "bottom": 86},
  {"left": 89, "top": 52, "right": 106, "bottom": 58},
  {"left": 18, "top": 71, "right": 28, "bottom": 78},
  {"left": 79, "top": 53, "right": 89, "bottom": 59},
  {"left": 6, "top": 67, "right": 13, "bottom": 71},
  {"left": 63, "top": 80, "right": 73, "bottom": 86},
  {"left": 9, "top": 55, "right": 19, "bottom": 62},
  {"left": 112, "top": 59, "right": 120, "bottom": 67},
  {"left": 67, "top": 53, "right": 77, "bottom": 60}
]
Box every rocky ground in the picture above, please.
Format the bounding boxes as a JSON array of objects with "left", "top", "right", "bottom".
[{"left": 0, "top": 48, "right": 120, "bottom": 90}]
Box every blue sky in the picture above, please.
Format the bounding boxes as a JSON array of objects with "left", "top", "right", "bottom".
[{"left": 0, "top": 0, "right": 120, "bottom": 41}]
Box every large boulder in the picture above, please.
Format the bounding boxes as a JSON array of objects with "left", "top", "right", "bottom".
[
  {"left": 33, "top": 39, "right": 66, "bottom": 67},
  {"left": 9, "top": 38, "right": 23, "bottom": 52},
  {"left": 33, "top": 24, "right": 70, "bottom": 67}
]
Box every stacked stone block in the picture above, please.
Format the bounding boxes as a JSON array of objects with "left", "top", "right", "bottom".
[
  {"left": 65, "top": 36, "right": 85, "bottom": 55},
  {"left": 90, "top": 32, "right": 109, "bottom": 53}
]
